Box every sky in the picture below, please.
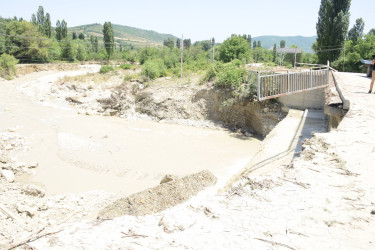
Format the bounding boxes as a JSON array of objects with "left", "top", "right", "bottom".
[{"left": 0, "top": 0, "right": 374, "bottom": 42}]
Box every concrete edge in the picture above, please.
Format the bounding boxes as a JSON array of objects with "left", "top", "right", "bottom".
[
  {"left": 220, "top": 108, "right": 307, "bottom": 192},
  {"left": 332, "top": 72, "right": 350, "bottom": 110}
]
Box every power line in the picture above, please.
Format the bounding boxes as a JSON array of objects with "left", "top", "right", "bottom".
[{"left": 314, "top": 47, "right": 344, "bottom": 53}]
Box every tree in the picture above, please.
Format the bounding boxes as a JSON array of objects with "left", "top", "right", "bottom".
[
  {"left": 280, "top": 40, "right": 286, "bottom": 48},
  {"left": 36, "top": 6, "right": 45, "bottom": 26},
  {"left": 315, "top": 0, "right": 351, "bottom": 63},
  {"left": 219, "top": 35, "right": 250, "bottom": 63},
  {"left": 94, "top": 37, "right": 98, "bottom": 53},
  {"left": 31, "top": 14, "right": 37, "bottom": 25},
  {"left": 163, "top": 38, "right": 174, "bottom": 49},
  {"left": 103, "top": 21, "right": 114, "bottom": 58},
  {"left": 348, "top": 18, "right": 365, "bottom": 43},
  {"left": 78, "top": 32, "right": 85, "bottom": 40},
  {"left": 273, "top": 44, "right": 277, "bottom": 62},
  {"left": 90, "top": 35, "right": 99, "bottom": 52},
  {"left": 246, "top": 35, "right": 252, "bottom": 46},
  {"left": 176, "top": 38, "right": 181, "bottom": 49},
  {"left": 368, "top": 29, "right": 375, "bottom": 36},
  {"left": 332, "top": 34, "right": 375, "bottom": 72},
  {"left": 44, "top": 13, "right": 52, "bottom": 38},
  {"left": 61, "top": 20, "right": 68, "bottom": 39},
  {"left": 72, "top": 32, "right": 77, "bottom": 40},
  {"left": 253, "top": 40, "right": 256, "bottom": 49},
  {"left": 61, "top": 38, "right": 77, "bottom": 61},
  {"left": 183, "top": 39, "right": 191, "bottom": 49},
  {"left": 257, "top": 41, "right": 262, "bottom": 48},
  {"left": 55, "top": 20, "right": 62, "bottom": 41},
  {"left": 5, "top": 20, "right": 51, "bottom": 62}
]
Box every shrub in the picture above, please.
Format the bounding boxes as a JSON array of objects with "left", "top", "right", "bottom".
[
  {"left": 201, "top": 67, "right": 217, "bottom": 83},
  {"left": 141, "top": 59, "right": 167, "bottom": 80},
  {"left": 216, "top": 65, "right": 247, "bottom": 89},
  {"left": 99, "top": 65, "right": 115, "bottom": 74},
  {"left": 119, "top": 64, "right": 132, "bottom": 70},
  {"left": 0, "top": 53, "right": 18, "bottom": 79}
]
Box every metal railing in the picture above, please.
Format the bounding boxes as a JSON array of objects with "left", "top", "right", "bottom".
[{"left": 257, "top": 65, "right": 330, "bottom": 101}]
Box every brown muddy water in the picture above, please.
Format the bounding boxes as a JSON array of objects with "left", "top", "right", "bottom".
[{"left": 1, "top": 69, "right": 261, "bottom": 196}]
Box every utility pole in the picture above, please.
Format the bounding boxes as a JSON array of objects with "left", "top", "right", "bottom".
[
  {"left": 180, "top": 34, "right": 183, "bottom": 84},
  {"left": 213, "top": 43, "right": 215, "bottom": 66}
]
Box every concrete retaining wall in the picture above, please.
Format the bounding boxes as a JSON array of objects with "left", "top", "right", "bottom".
[{"left": 276, "top": 88, "right": 325, "bottom": 110}]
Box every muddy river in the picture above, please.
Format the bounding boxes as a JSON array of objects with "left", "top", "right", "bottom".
[{"left": 0, "top": 68, "right": 261, "bottom": 196}]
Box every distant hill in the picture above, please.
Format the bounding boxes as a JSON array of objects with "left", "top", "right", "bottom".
[
  {"left": 69, "top": 23, "right": 178, "bottom": 47},
  {"left": 253, "top": 36, "right": 317, "bottom": 53}
]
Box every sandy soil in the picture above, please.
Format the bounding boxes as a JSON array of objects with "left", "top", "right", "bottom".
[{"left": 21, "top": 72, "right": 375, "bottom": 249}]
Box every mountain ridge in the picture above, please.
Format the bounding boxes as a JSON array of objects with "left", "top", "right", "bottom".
[
  {"left": 253, "top": 35, "right": 317, "bottom": 53},
  {"left": 69, "top": 23, "right": 177, "bottom": 47}
]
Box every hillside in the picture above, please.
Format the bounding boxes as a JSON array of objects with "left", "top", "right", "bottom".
[
  {"left": 69, "top": 23, "right": 177, "bottom": 47},
  {"left": 253, "top": 35, "right": 317, "bottom": 53}
]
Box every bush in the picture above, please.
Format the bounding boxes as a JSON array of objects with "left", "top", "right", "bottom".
[
  {"left": 119, "top": 64, "right": 132, "bottom": 70},
  {"left": 201, "top": 67, "right": 217, "bottom": 83},
  {"left": 216, "top": 66, "right": 247, "bottom": 89},
  {"left": 0, "top": 53, "right": 18, "bottom": 79},
  {"left": 141, "top": 59, "right": 167, "bottom": 80},
  {"left": 99, "top": 65, "right": 115, "bottom": 74}
]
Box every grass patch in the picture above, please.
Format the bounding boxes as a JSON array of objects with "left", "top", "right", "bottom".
[
  {"left": 119, "top": 64, "right": 132, "bottom": 70},
  {"left": 99, "top": 65, "right": 115, "bottom": 74}
]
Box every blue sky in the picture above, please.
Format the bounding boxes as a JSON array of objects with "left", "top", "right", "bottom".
[{"left": 0, "top": 0, "right": 374, "bottom": 42}]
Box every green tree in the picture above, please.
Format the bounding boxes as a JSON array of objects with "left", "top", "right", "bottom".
[
  {"left": 61, "top": 38, "right": 77, "bottom": 61},
  {"left": 163, "top": 37, "right": 175, "bottom": 49},
  {"left": 315, "top": 0, "right": 351, "bottom": 63},
  {"left": 183, "top": 39, "right": 191, "bottom": 49},
  {"left": 90, "top": 35, "right": 98, "bottom": 52},
  {"left": 273, "top": 44, "right": 277, "bottom": 62},
  {"left": 72, "top": 32, "right": 77, "bottom": 40},
  {"left": 61, "top": 20, "right": 68, "bottom": 39},
  {"left": 219, "top": 35, "right": 250, "bottom": 63},
  {"left": 0, "top": 53, "right": 18, "bottom": 79},
  {"left": 332, "top": 34, "right": 375, "bottom": 72},
  {"left": 76, "top": 44, "right": 87, "bottom": 61},
  {"left": 78, "top": 32, "right": 85, "bottom": 40},
  {"left": 44, "top": 13, "right": 52, "bottom": 38},
  {"left": 253, "top": 40, "right": 256, "bottom": 49},
  {"left": 280, "top": 40, "right": 286, "bottom": 48},
  {"left": 257, "top": 41, "right": 262, "bottom": 48},
  {"left": 103, "top": 21, "right": 114, "bottom": 59},
  {"left": 36, "top": 6, "right": 45, "bottom": 26},
  {"left": 368, "top": 29, "right": 375, "bottom": 36},
  {"left": 55, "top": 20, "right": 62, "bottom": 41},
  {"left": 246, "top": 35, "right": 252, "bottom": 46},
  {"left": 5, "top": 20, "right": 51, "bottom": 62},
  {"left": 176, "top": 38, "right": 181, "bottom": 49},
  {"left": 348, "top": 18, "right": 365, "bottom": 43},
  {"left": 31, "top": 14, "right": 37, "bottom": 25}
]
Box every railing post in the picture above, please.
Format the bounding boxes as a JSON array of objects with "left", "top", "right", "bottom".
[
  {"left": 257, "top": 71, "right": 260, "bottom": 100},
  {"left": 287, "top": 70, "right": 290, "bottom": 93},
  {"left": 310, "top": 68, "right": 313, "bottom": 88}
]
